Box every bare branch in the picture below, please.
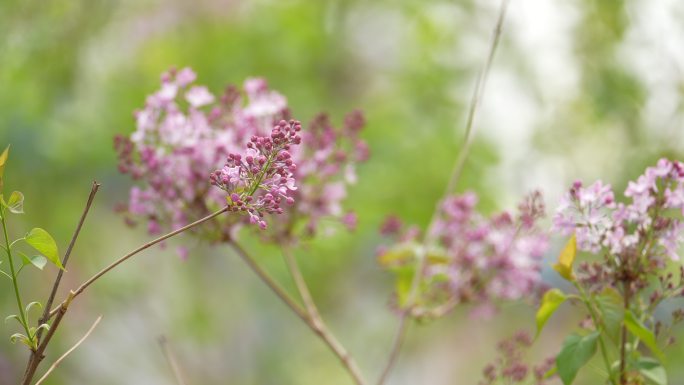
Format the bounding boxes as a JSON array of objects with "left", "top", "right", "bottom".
[
  {"left": 40, "top": 182, "right": 100, "bottom": 334},
  {"left": 377, "top": 1, "right": 512, "bottom": 383},
  {"left": 48, "top": 206, "right": 229, "bottom": 319},
  {"left": 158, "top": 335, "right": 188, "bottom": 385},
  {"left": 23, "top": 206, "right": 229, "bottom": 385},
  {"left": 227, "top": 242, "right": 308, "bottom": 324},
  {"left": 281, "top": 246, "right": 367, "bottom": 385},
  {"left": 34, "top": 315, "right": 102, "bottom": 385}
]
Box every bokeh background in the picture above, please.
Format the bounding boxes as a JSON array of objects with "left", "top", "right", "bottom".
[{"left": 1, "top": 0, "right": 684, "bottom": 384}]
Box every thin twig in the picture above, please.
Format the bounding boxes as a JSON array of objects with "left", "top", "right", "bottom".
[
  {"left": 227, "top": 241, "right": 308, "bottom": 323},
  {"left": 281, "top": 246, "right": 368, "bottom": 385},
  {"left": 619, "top": 282, "right": 631, "bottom": 385},
  {"left": 158, "top": 335, "right": 188, "bottom": 385},
  {"left": 445, "top": 0, "right": 511, "bottom": 196},
  {"left": 47, "top": 206, "right": 229, "bottom": 319},
  {"left": 33, "top": 315, "right": 102, "bottom": 385},
  {"left": 25, "top": 182, "right": 99, "bottom": 383},
  {"left": 376, "top": 1, "right": 512, "bottom": 384},
  {"left": 375, "top": 315, "right": 407, "bottom": 385},
  {"left": 22, "top": 206, "right": 228, "bottom": 384},
  {"left": 38, "top": 182, "right": 100, "bottom": 337},
  {"left": 22, "top": 293, "right": 74, "bottom": 384}
]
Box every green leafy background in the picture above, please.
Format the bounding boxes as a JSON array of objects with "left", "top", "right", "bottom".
[{"left": 1, "top": 0, "right": 683, "bottom": 384}]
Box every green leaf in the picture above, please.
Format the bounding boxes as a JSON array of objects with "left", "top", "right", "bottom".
[
  {"left": 0, "top": 145, "right": 9, "bottom": 190},
  {"left": 24, "top": 228, "right": 63, "bottom": 270},
  {"left": 378, "top": 243, "right": 417, "bottom": 268},
  {"left": 6, "top": 191, "right": 24, "bottom": 214},
  {"left": 624, "top": 311, "right": 666, "bottom": 363},
  {"left": 36, "top": 323, "right": 50, "bottom": 334},
  {"left": 636, "top": 357, "right": 667, "bottom": 385},
  {"left": 9, "top": 332, "right": 29, "bottom": 345},
  {"left": 553, "top": 233, "right": 577, "bottom": 281},
  {"left": 394, "top": 266, "right": 415, "bottom": 308},
  {"left": 5, "top": 314, "right": 21, "bottom": 325},
  {"left": 536, "top": 288, "right": 567, "bottom": 337},
  {"left": 25, "top": 301, "right": 42, "bottom": 315},
  {"left": 556, "top": 331, "right": 600, "bottom": 385},
  {"left": 21, "top": 254, "right": 47, "bottom": 270},
  {"left": 544, "top": 365, "right": 558, "bottom": 379},
  {"left": 595, "top": 287, "right": 624, "bottom": 342}
]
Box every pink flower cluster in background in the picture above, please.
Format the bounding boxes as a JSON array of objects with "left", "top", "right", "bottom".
[
  {"left": 115, "top": 67, "right": 367, "bottom": 247},
  {"left": 378, "top": 191, "right": 549, "bottom": 317},
  {"left": 553, "top": 159, "right": 684, "bottom": 262}
]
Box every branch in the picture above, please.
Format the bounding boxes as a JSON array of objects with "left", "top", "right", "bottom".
[
  {"left": 33, "top": 315, "right": 102, "bottom": 385},
  {"left": 376, "top": 1, "right": 512, "bottom": 384},
  {"left": 39, "top": 182, "right": 100, "bottom": 336},
  {"left": 22, "top": 206, "right": 229, "bottom": 385},
  {"left": 375, "top": 314, "right": 408, "bottom": 385},
  {"left": 227, "top": 242, "right": 308, "bottom": 323},
  {"left": 281, "top": 246, "right": 368, "bottom": 385},
  {"left": 23, "top": 180, "right": 98, "bottom": 384},
  {"left": 48, "top": 206, "right": 229, "bottom": 319},
  {"left": 158, "top": 335, "right": 188, "bottom": 385}
]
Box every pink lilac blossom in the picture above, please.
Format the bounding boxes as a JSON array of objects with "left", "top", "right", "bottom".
[
  {"left": 479, "top": 331, "right": 557, "bottom": 385},
  {"left": 115, "top": 67, "right": 368, "bottom": 248},
  {"left": 552, "top": 159, "right": 684, "bottom": 261},
  {"left": 287, "top": 112, "right": 368, "bottom": 236},
  {"left": 209, "top": 120, "right": 301, "bottom": 230},
  {"left": 378, "top": 191, "right": 549, "bottom": 316}
]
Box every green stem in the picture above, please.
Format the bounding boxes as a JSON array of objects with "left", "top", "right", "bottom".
[
  {"left": 575, "top": 283, "right": 617, "bottom": 385},
  {"left": 0, "top": 211, "right": 33, "bottom": 348},
  {"left": 247, "top": 149, "right": 278, "bottom": 197},
  {"left": 619, "top": 282, "right": 631, "bottom": 385}
]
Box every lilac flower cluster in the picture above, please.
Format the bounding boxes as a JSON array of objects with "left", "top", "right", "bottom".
[
  {"left": 479, "top": 331, "right": 556, "bottom": 385},
  {"left": 115, "top": 67, "right": 367, "bottom": 247},
  {"left": 289, "top": 112, "right": 368, "bottom": 235},
  {"left": 209, "top": 120, "right": 301, "bottom": 229},
  {"left": 378, "top": 191, "right": 549, "bottom": 317},
  {"left": 552, "top": 159, "right": 684, "bottom": 289}
]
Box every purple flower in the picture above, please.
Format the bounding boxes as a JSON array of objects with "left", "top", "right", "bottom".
[
  {"left": 378, "top": 191, "right": 549, "bottom": 317},
  {"left": 209, "top": 120, "right": 302, "bottom": 230},
  {"left": 116, "top": 67, "right": 368, "bottom": 248},
  {"left": 552, "top": 181, "right": 615, "bottom": 253},
  {"left": 185, "top": 86, "right": 215, "bottom": 108},
  {"left": 552, "top": 158, "right": 684, "bottom": 268}
]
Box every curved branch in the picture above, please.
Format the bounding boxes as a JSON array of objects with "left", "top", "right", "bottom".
[
  {"left": 281, "top": 246, "right": 368, "bottom": 385},
  {"left": 377, "top": 1, "right": 512, "bottom": 384}
]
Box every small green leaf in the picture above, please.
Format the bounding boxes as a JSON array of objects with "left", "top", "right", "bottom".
[
  {"left": 394, "top": 266, "right": 415, "bottom": 308},
  {"left": 9, "top": 332, "right": 29, "bottom": 345},
  {"left": 595, "top": 287, "right": 624, "bottom": 342},
  {"left": 25, "top": 301, "right": 42, "bottom": 315},
  {"left": 553, "top": 234, "right": 577, "bottom": 281},
  {"left": 636, "top": 357, "right": 667, "bottom": 385},
  {"left": 36, "top": 323, "right": 50, "bottom": 334},
  {"left": 21, "top": 254, "right": 47, "bottom": 270},
  {"left": 556, "top": 331, "right": 600, "bottom": 385},
  {"left": 0, "top": 145, "right": 9, "bottom": 190},
  {"left": 10, "top": 332, "right": 35, "bottom": 349},
  {"left": 24, "top": 228, "right": 63, "bottom": 270},
  {"left": 544, "top": 365, "right": 557, "bottom": 379},
  {"left": 6, "top": 191, "right": 24, "bottom": 214},
  {"left": 624, "top": 311, "right": 666, "bottom": 363},
  {"left": 536, "top": 288, "right": 567, "bottom": 337},
  {"left": 378, "top": 243, "right": 416, "bottom": 268},
  {"left": 5, "top": 314, "right": 21, "bottom": 325}
]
